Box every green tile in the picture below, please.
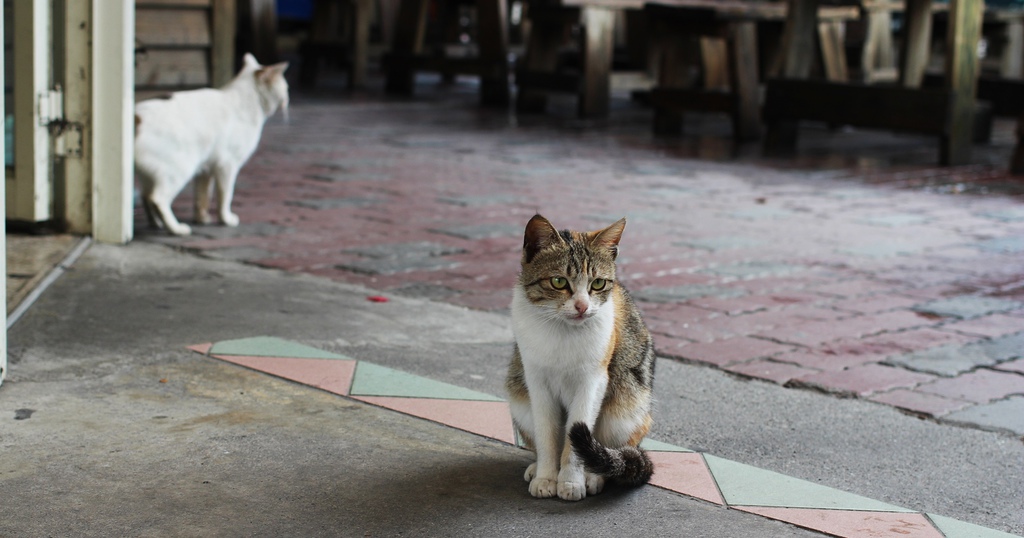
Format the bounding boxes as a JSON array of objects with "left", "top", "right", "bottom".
[
  {"left": 209, "top": 336, "right": 349, "bottom": 360},
  {"left": 640, "top": 438, "right": 692, "bottom": 452},
  {"left": 349, "top": 362, "right": 504, "bottom": 402},
  {"left": 928, "top": 514, "right": 1023, "bottom": 538},
  {"left": 704, "top": 454, "right": 912, "bottom": 512}
]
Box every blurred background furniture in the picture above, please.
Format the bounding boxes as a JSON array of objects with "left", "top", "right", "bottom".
[
  {"left": 299, "top": 0, "right": 375, "bottom": 88},
  {"left": 644, "top": 0, "right": 859, "bottom": 142},
  {"left": 764, "top": 0, "right": 984, "bottom": 166},
  {"left": 384, "top": 0, "right": 511, "bottom": 106}
]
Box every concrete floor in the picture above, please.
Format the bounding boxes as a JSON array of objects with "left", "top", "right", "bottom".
[{"left": 2, "top": 79, "right": 1023, "bottom": 537}]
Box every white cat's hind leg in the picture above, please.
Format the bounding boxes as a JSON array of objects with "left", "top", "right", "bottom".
[
  {"left": 194, "top": 173, "right": 213, "bottom": 225},
  {"left": 136, "top": 173, "right": 162, "bottom": 229},
  {"left": 147, "top": 192, "right": 191, "bottom": 236},
  {"left": 143, "top": 199, "right": 163, "bottom": 229}
]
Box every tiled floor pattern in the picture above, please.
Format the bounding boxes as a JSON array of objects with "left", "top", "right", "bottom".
[
  {"left": 141, "top": 96, "right": 1024, "bottom": 435},
  {"left": 189, "top": 336, "right": 1020, "bottom": 538}
]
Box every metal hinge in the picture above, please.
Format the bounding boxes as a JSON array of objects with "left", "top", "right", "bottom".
[{"left": 39, "top": 85, "right": 83, "bottom": 158}]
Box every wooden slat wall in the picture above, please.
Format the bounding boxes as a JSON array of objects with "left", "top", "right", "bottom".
[{"left": 135, "top": 0, "right": 235, "bottom": 100}]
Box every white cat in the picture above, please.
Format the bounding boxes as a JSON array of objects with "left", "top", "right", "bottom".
[{"left": 134, "top": 53, "right": 289, "bottom": 236}]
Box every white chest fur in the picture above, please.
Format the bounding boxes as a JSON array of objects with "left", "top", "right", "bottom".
[{"left": 510, "top": 286, "right": 615, "bottom": 403}]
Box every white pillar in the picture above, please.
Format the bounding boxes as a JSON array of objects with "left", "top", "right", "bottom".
[
  {"left": 1, "top": 1, "right": 8, "bottom": 385},
  {"left": 91, "top": 0, "right": 134, "bottom": 244}
]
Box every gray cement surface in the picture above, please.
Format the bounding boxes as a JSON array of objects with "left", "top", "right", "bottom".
[{"left": 1, "top": 242, "right": 1022, "bottom": 536}]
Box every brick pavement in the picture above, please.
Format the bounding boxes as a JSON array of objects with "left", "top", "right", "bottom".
[{"left": 138, "top": 85, "right": 1024, "bottom": 437}]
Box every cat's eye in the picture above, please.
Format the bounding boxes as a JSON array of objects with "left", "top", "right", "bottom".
[
  {"left": 591, "top": 278, "right": 607, "bottom": 291},
  {"left": 550, "top": 277, "right": 569, "bottom": 290}
]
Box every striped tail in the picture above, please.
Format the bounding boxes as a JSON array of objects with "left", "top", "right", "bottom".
[{"left": 568, "top": 422, "right": 654, "bottom": 487}]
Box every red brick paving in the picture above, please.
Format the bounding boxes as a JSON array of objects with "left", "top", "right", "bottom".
[
  {"left": 942, "top": 314, "right": 1024, "bottom": 338},
  {"left": 726, "top": 359, "right": 820, "bottom": 385},
  {"left": 140, "top": 89, "right": 1024, "bottom": 431},
  {"left": 867, "top": 389, "right": 974, "bottom": 417},
  {"left": 916, "top": 369, "right": 1024, "bottom": 404},
  {"left": 994, "top": 359, "right": 1024, "bottom": 375},
  {"left": 794, "top": 364, "right": 937, "bottom": 397},
  {"left": 776, "top": 351, "right": 874, "bottom": 373},
  {"left": 671, "top": 336, "right": 796, "bottom": 367}
]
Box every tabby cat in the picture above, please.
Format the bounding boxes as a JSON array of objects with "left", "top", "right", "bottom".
[{"left": 506, "top": 214, "right": 656, "bottom": 501}]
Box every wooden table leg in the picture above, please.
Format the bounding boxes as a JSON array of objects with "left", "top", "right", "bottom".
[
  {"left": 775, "top": 0, "right": 818, "bottom": 78},
  {"left": 817, "top": 20, "right": 848, "bottom": 82},
  {"left": 651, "top": 30, "right": 700, "bottom": 135},
  {"left": 899, "top": 0, "right": 932, "bottom": 88},
  {"left": 516, "top": 13, "right": 566, "bottom": 114},
  {"left": 385, "top": 0, "right": 428, "bottom": 94},
  {"left": 729, "top": 20, "right": 761, "bottom": 141},
  {"left": 578, "top": 6, "right": 615, "bottom": 118},
  {"left": 1001, "top": 18, "right": 1024, "bottom": 79},
  {"left": 476, "top": 0, "right": 511, "bottom": 107},
  {"left": 701, "top": 38, "right": 729, "bottom": 91},
  {"left": 350, "top": 0, "right": 374, "bottom": 89},
  {"left": 862, "top": 5, "right": 896, "bottom": 83},
  {"left": 765, "top": 0, "right": 818, "bottom": 153},
  {"left": 943, "top": 0, "right": 982, "bottom": 165},
  {"left": 1012, "top": 112, "right": 1024, "bottom": 174}
]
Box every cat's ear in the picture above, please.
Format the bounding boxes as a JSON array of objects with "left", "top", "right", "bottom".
[
  {"left": 523, "top": 214, "right": 563, "bottom": 263},
  {"left": 257, "top": 62, "right": 289, "bottom": 83},
  {"left": 243, "top": 53, "right": 261, "bottom": 68},
  {"left": 589, "top": 218, "right": 625, "bottom": 258}
]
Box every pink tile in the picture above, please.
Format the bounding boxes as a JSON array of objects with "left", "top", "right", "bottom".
[
  {"left": 795, "top": 364, "right": 936, "bottom": 396},
  {"left": 188, "top": 343, "right": 213, "bottom": 355},
  {"left": 726, "top": 359, "right": 820, "bottom": 385},
  {"left": 759, "top": 311, "right": 930, "bottom": 347},
  {"left": 916, "top": 369, "right": 1024, "bottom": 404},
  {"left": 213, "top": 355, "right": 357, "bottom": 395},
  {"left": 647, "top": 452, "right": 724, "bottom": 505},
  {"left": 810, "top": 280, "right": 899, "bottom": 298},
  {"left": 687, "top": 296, "right": 768, "bottom": 315},
  {"left": 864, "top": 328, "right": 978, "bottom": 353},
  {"left": 867, "top": 388, "right": 973, "bottom": 417},
  {"left": 994, "top": 358, "right": 1024, "bottom": 375},
  {"left": 673, "top": 337, "right": 795, "bottom": 367},
  {"left": 942, "top": 314, "right": 1024, "bottom": 338},
  {"left": 641, "top": 303, "right": 718, "bottom": 324},
  {"left": 832, "top": 295, "right": 922, "bottom": 315},
  {"left": 773, "top": 349, "right": 881, "bottom": 372},
  {"left": 652, "top": 333, "right": 700, "bottom": 356},
  {"left": 352, "top": 396, "right": 515, "bottom": 444},
  {"left": 734, "top": 507, "right": 943, "bottom": 538}
]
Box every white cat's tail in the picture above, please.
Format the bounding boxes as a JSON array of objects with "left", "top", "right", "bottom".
[{"left": 569, "top": 422, "right": 654, "bottom": 487}]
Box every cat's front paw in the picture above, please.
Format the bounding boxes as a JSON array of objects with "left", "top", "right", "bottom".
[
  {"left": 195, "top": 211, "right": 212, "bottom": 225},
  {"left": 528, "top": 477, "right": 557, "bottom": 498},
  {"left": 557, "top": 480, "right": 587, "bottom": 501},
  {"left": 221, "top": 212, "right": 240, "bottom": 227},
  {"left": 524, "top": 462, "right": 537, "bottom": 483}
]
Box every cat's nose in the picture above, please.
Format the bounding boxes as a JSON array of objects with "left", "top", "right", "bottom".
[{"left": 574, "top": 301, "right": 588, "bottom": 314}]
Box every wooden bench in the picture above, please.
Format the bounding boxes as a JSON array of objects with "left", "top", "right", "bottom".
[
  {"left": 516, "top": 0, "right": 858, "bottom": 123},
  {"left": 299, "top": 0, "right": 376, "bottom": 89},
  {"left": 644, "top": 0, "right": 858, "bottom": 141},
  {"left": 384, "top": 0, "right": 511, "bottom": 106},
  {"left": 765, "top": 0, "right": 984, "bottom": 166}
]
